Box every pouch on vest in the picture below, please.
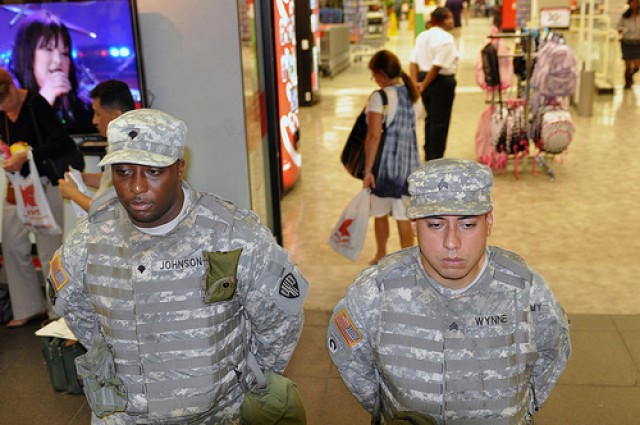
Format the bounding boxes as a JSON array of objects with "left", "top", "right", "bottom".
[
  {"left": 203, "top": 249, "right": 242, "bottom": 303},
  {"left": 74, "top": 333, "right": 127, "bottom": 417},
  {"left": 40, "top": 336, "right": 86, "bottom": 394},
  {"left": 239, "top": 369, "right": 306, "bottom": 425},
  {"left": 391, "top": 411, "right": 438, "bottom": 425}
]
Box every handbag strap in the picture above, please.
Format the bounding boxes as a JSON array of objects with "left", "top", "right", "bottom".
[
  {"left": 377, "top": 88, "right": 388, "bottom": 132},
  {"left": 374, "top": 89, "right": 389, "bottom": 169}
]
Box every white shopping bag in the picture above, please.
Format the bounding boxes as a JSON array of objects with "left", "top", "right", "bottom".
[
  {"left": 66, "top": 167, "right": 89, "bottom": 218},
  {"left": 6, "top": 150, "right": 62, "bottom": 235},
  {"left": 328, "top": 189, "right": 370, "bottom": 261}
]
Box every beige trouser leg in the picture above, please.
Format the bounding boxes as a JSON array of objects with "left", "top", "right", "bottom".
[{"left": 2, "top": 182, "right": 63, "bottom": 320}]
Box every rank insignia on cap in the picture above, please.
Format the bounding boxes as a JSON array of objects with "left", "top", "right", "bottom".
[
  {"left": 49, "top": 252, "right": 69, "bottom": 291},
  {"left": 279, "top": 273, "right": 300, "bottom": 299},
  {"left": 334, "top": 309, "right": 362, "bottom": 347}
]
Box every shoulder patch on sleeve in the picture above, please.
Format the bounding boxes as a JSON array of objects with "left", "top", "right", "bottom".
[
  {"left": 334, "top": 309, "right": 362, "bottom": 347},
  {"left": 272, "top": 269, "right": 309, "bottom": 315},
  {"left": 279, "top": 273, "right": 300, "bottom": 298},
  {"left": 49, "top": 252, "right": 69, "bottom": 292}
]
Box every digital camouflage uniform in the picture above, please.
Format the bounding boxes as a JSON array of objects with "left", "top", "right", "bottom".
[
  {"left": 50, "top": 109, "right": 308, "bottom": 424},
  {"left": 327, "top": 159, "right": 570, "bottom": 425},
  {"left": 327, "top": 246, "right": 570, "bottom": 424}
]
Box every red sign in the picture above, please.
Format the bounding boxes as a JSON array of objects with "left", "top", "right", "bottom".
[{"left": 273, "top": 0, "right": 301, "bottom": 192}]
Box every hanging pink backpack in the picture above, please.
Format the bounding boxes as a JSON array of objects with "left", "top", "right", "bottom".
[
  {"left": 475, "top": 27, "right": 514, "bottom": 92},
  {"left": 475, "top": 106, "right": 496, "bottom": 167}
]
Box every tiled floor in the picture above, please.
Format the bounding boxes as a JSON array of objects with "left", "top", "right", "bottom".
[
  {"left": 2, "top": 312, "right": 640, "bottom": 424},
  {"left": 2, "top": 15, "right": 640, "bottom": 425}
]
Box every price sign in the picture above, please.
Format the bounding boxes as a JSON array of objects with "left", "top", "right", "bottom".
[{"left": 540, "top": 8, "right": 572, "bottom": 29}]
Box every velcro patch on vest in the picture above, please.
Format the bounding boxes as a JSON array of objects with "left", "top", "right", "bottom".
[
  {"left": 530, "top": 302, "right": 549, "bottom": 313},
  {"left": 155, "top": 255, "right": 207, "bottom": 271},
  {"left": 279, "top": 273, "right": 300, "bottom": 299},
  {"left": 334, "top": 309, "right": 362, "bottom": 347},
  {"left": 49, "top": 252, "right": 69, "bottom": 292},
  {"left": 472, "top": 314, "right": 510, "bottom": 327}
]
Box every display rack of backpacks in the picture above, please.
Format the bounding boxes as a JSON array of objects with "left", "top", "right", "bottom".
[
  {"left": 476, "top": 99, "right": 530, "bottom": 179},
  {"left": 475, "top": 30, "right": 535, "bottom": 179},
  {"left": 528, "top": 31, "right": 578, "bottom": 180},
  {"left": 475, "top": 29, "right": 578, "bottom": 180}
]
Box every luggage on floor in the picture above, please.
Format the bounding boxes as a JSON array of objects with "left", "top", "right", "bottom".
[{"left": 40, "top": 334, "right": 86, "bottom": 394}]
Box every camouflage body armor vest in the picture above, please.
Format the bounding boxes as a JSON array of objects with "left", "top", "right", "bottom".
[
  {"left": 85, "top": 193, "right": 249, "bottom": 422},
  {"left": 376, "top": 248, "right": 537, "bottom": 424}
]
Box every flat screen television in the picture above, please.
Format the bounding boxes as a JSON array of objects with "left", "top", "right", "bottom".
[{"left": 0, "top": 0, "right": 146, "bottom": 140}]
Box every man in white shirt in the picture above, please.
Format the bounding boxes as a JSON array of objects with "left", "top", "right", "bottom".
[{"left": 410, "top": 7, "right": 459, "bottom": 161}]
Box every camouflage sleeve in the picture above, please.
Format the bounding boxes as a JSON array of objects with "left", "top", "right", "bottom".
[
  {"left": 326, "top": 268, "right": 380, "bottom": 414},
  {"left": 50, "top": 219, "right": 100, "bottom": 350},
  {"left": 529, "top": 269, "right": 571, "bottom": 406},
  {"left": 234, "top": 214, "right": 309, "bottom": 374}
]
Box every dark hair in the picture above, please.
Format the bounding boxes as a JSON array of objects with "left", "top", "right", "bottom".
[
  {"left": 368, "top": 49, "right": 419, "bottom": 103},
  {"left": 430, "top": 7, "right": 452, "bottom": 27},
  {"left": 0, "top": 68, "right": 12, "bottom": 103},
  {"left": 493, "top": 7, "right": 503, "bottom": 29},
  {"left": 9, "top": 10, "right": 80, "bottom": 96},
  {"left": 89, "top": 80, "right": 135, "bottom": 112},
  {"left": 7, "top": 9, "right": 91, "bottom": 127},
  {"left": 622, "top": 0, "right": 637, "bottom": 18}
]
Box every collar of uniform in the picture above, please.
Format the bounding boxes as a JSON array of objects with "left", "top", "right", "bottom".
[
  {"left": 414, "top": 248, "right": 491, "bottom": 297},
  {"left": 135, "top": 182, "right": 192, "bottom": 236}
]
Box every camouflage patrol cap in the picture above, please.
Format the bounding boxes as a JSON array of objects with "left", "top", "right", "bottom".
[
  {"left": 98, "top": 109, "right": 186, "bottom": 168},
  {"left": 406, "top": 158, "right": 493, "bottom": 219}
]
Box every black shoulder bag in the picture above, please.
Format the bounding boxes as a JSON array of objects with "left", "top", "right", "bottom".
[{"left": 341, "top": 89, "right": 388, "bottom": 180}]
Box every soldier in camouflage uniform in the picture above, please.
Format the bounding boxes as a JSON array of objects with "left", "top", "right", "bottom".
[
  {"left": 327, "top": 158, "right": 570, "bottom": 424},
  {"left": 50, "top": 109, "right": 309, "bottom": 424}
]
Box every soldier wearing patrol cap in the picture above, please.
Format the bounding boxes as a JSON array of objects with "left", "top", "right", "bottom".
[
  {"left": 327, "top": 158, "right": 570, "bottom": 424},
  {"left": 50, "top": 109, "right": 309, "bottom": 424}
]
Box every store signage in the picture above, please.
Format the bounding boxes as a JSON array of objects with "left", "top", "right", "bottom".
[{"left": 540, "top": 7, "right": 572, "bottom": 29}]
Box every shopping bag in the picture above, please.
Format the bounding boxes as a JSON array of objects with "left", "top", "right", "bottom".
[
  {"left": 5, "top": 150, "right": 62, "bottom": 235},
  {"left": 66, "top": 167, "right": 89, "bottom": 219},
  {"left": 328, "top": 189, "right": 370, "bottom": 261}
]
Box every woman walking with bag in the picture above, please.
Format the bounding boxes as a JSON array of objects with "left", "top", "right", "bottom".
[
  {"left": 0, "top": 67, "right": 83, "bottom": 327},
  {"left": 363, "top": 50, "right": 420, "bottom": 265},
  {"left": 617, "top": 0, "right": 640, "bottom": 89}
]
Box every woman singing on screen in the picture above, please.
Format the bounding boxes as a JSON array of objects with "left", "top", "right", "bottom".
[{"left": 9, "top": 9, "right": 92, "bottom": 130}]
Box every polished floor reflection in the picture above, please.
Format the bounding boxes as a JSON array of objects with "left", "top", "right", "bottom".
[
  {"left": 1, "top": 16, "right": 639, "bottom": 425},
  {"left": 283, "top": 17, "right": 640, "bottom": 316}
]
